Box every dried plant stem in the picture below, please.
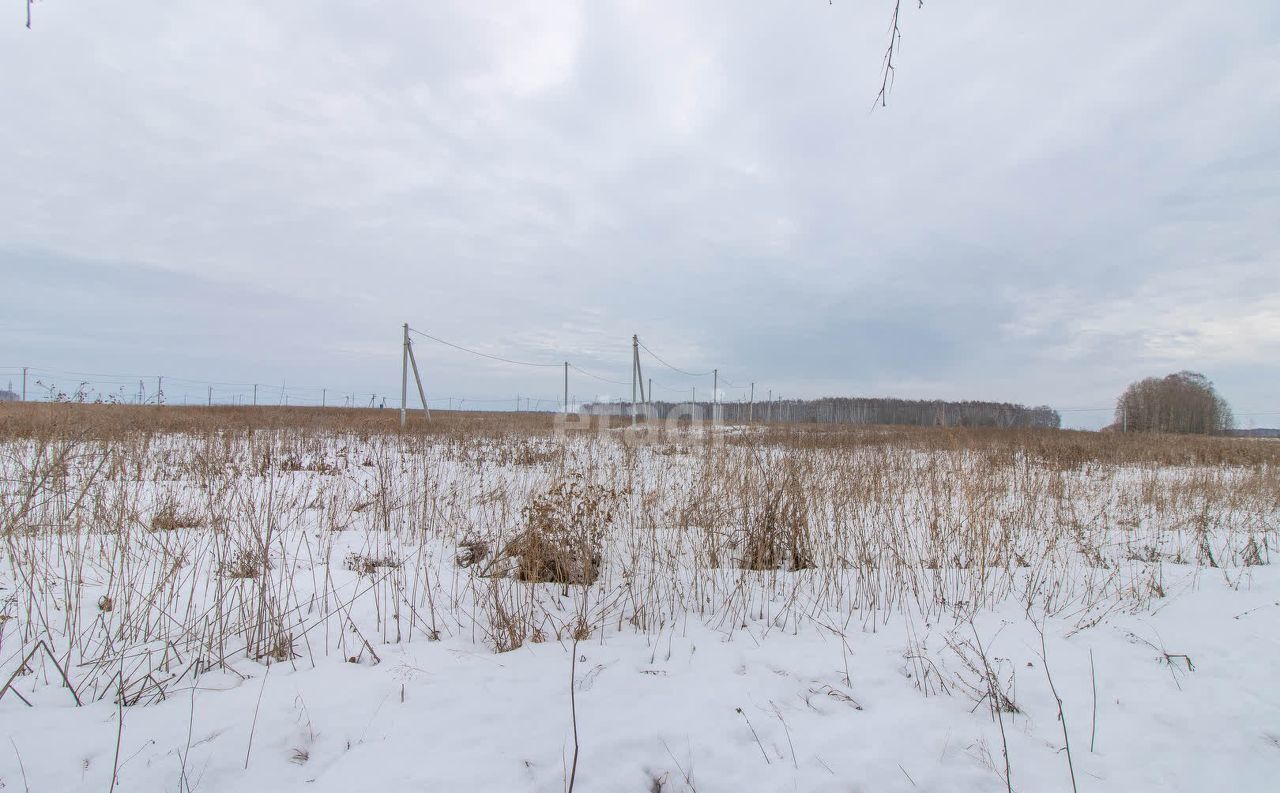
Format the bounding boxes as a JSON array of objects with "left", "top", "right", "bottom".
[
  {"left": 736, "top": 707, "right": 771, "bottom": 765},
  {"left": 969, "top": 622, "right": 1012, "bottom": 793},
  {"left": 244, "top": 664, "right": 271, "bottom": 770},
  {"left": 9, "top": 737, "right": 31, "bottom": 793},
  {"left": 1039, "top": 627, "right": 1079, "bottom": 793},
  {"left": 567, "top": 638, "right": 580, "bottom": 793},
  {"left": 1089, "top": 648, "right": 1098, "bottom": 753}
]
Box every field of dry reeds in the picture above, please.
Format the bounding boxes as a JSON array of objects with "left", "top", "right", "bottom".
[
  {"left": 3, "top": 403, "right": 1274, "bottom": 696},
  {"left": 1, "top": 402, "right": 1277, "bottom": 791}
]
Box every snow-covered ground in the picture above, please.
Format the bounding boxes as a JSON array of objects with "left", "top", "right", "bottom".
[{"left": 1, "top": 428, "right": 1277, "bottom": 792}]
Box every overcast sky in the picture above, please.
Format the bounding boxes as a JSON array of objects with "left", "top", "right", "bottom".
[{"left": 2, "top": 1, "right": 1277, "bottom": 426}]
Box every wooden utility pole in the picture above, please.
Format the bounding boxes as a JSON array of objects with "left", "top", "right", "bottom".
[
  {"left": 749, "top": 382, "right": 754, "bottom": 423},
  {"left": 713, "top": 369, "right": 718, "bottom": 422},
  {"left": 401, "top": 323, "right": 410, "bottom": 429},
  {"left": 207, "top": 386, "right": 212, "bottom": 406},
  {"left": 322, "top": 388, "right": 326, "bottom": 407},
  {"left": 631, "top": 335, "right": 638, "bottom": 426},
  {"left": 22, "top": 367, "right": 27, "bottom": 401},
  {"left": 405, "top": 328, "right": 431, "bottom": 422},
  {"left": 564, "top": 361, "right": 569, "bottom": 413}
]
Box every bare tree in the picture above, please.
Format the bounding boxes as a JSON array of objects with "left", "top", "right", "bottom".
[{"left": 1115, "top": 371, "right": 1233, "bottom": 435}]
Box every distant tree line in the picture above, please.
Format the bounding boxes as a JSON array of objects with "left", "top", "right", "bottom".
[
  {"left": 1228, "top": 428, "right": 1280, "bottom": 439},
  {"left": 1114, "top": 371, "right": 1233, "bottom": 434},
  {"left": 586, "top": 396, "right": 1061, "bottom": 429}
]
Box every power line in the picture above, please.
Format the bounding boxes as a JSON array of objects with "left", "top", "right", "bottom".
[
  {"left": 636, "top": 338, "right": 713, "bottom": 377},
  {"left": 24, "top": 366, "right": 161, "bottom": 381},
  {"left": 24, "top": 367, "right": 263, "bottom": 389},
  {"left": 153, "top": 375, "right": 258, "bottom": 388},
  {"left": 568, "top": 363, "right": 630, "bottom": 387},
  {"left": 408, "top": 327, "right": 561, "bottom": 368},
  {"left": 649, "top": 381, "right": 694, "bottom": 395},
  {"left": 6, "top": 362, "right": 584, "bottom": 412}
]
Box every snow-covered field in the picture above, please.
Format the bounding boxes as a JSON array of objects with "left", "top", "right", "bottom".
[{"left": 1, "top": 419, "right": 1278, "bottom": 792}]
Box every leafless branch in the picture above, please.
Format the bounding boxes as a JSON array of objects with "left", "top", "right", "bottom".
[{"left": 874, "top": 0, "right": 923, "bottom": 109}]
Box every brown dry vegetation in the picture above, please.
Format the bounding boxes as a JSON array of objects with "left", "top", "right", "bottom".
[
  {"left": 4, "top": 401, "right": 1276, "bottom": 467},
  {"left": 1, "top": 401, "right": 1277, "bottom": 707},
  {"left": 0, "top": 401, "right": 555, "bottom": 440}
]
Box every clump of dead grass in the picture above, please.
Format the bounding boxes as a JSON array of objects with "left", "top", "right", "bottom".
[
  {"left": 149, "top": 500, "right": 202, "bottom": 531},
  {"left": 739, "top": 472, "right": 813, "bottom": 571},
  {"left": 343, "top": 551, "right": 402, "bottom": 576},
  {"left": 1242, "top": 536, "right": 1266, "bottom": 566},
  {"left": 480, "top": 475, "right": 618, "bottom": 585},
  {"left": 219, "top": 546, "right": 268, "bottom": 579},
  {"left": 280, "top": 455, "right": 339, "bottom": 474},
  {"left": 455, "top": 538, "right": 490, "bottom": 568}
]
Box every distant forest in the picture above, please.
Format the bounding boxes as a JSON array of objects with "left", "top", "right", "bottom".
[
  {"left": 586, "top": 397, "right": 1061, "bottom": 429},
  {"left": 1227, "top": 428, "right": 1280, "bottom": 439}
]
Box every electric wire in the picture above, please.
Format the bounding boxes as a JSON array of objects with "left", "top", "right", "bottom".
[
  {"left": 568, "top": 364, "right": 631, "bottom": 387},
  {"left": 635, "top": 338, "right": 713, "bottom": 377},
  {"left": 408, "top": 328, "right": 561, "bottom": 368}
]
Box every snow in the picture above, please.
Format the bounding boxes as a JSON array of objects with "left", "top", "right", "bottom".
[
  {"left": 1, "top": 431, "right": 1278, "bottom": 792},
  {"left": 6, "top": 570, "right": 1279, "bottom": 792}
]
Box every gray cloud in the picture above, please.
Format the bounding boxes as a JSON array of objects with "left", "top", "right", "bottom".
[{"left": 2, "top": 1, "right": 1278, "bottom": 426}]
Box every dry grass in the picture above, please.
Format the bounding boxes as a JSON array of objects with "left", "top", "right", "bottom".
[
  {"left": 479, "top": 475, "right": 618, "bottom": 586},
  {"left": 0, "top": 401, "right": 1277, "bottom": 698},
  {"left": 737, "top": 465, "right": 813, "bottom": 571},
  {"left": 150, "top": 499, "right": 203, "bottom": 531},
  {"left": 0, "top": 402, "right": 558, "bottom": 442}
]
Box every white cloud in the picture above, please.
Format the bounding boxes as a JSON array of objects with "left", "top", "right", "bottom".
[{"left": 2, "top": 0, "right": 1278, "bottom": 425}]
